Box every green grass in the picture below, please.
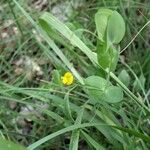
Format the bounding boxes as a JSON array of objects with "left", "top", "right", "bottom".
[{"left": 0, "top": 0, "right": 150, "bottom": 149}]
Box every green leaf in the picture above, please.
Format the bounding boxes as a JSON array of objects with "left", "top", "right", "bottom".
[
  {"left": 85, "top": 76, "right": 108, "bottom": 90},
  {"left": 81, "top": 131, "right": 106, "bottom": 150},
  {"left": 64, "top": 92, "right": 74, "bottom": 121},
  {"left": 51, "top": 69, "right": 61, "bottom": 85},
  {"left": 69, "top": 130, "right": 80, "bottom": 150},
  {"left": 107, "top": 11, "right": 125, "bottom": 45},
  {"left": 85, "top": 76, "right": 123, "bottom": 103},
  {"left": 102, "top": 86, "right": 123, "bottom": 103},
  {"left": 97, "top": 43, "right": 119, "bottom": 71},
  {"left": 112, "top": 126, "right": 150, "bottom": 143},
  {"left": 39, "top": 12, "right": 97, "bottom": 67},
  {"left": 84, "top": 76, "right": 109, "bottom": 102},
  {"left": 69, "top": 109, "right": 84, "bottom": 150},
  {"left": 95, "top": 9, "right": 113, "bottom": 42},
  {"left": 27, "top": 123, "right": 106, "bottom": 150},
  {"left": 133, "top": 74, "right": 146, "bottom": 92},
  {"left": 118, "top": 69, "right": 130, "bottom": 87},
  {"left": 0, "top": 139, "right": 26, "bottom": 150}
]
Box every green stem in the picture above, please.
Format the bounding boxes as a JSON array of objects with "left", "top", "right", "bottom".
[{"left": 8, "top": 0, "right": 24, "bottom": 39}]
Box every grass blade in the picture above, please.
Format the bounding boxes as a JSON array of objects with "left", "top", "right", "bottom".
[
  {"left": 39, "top": 12, "right": 97, "bottom": 66},
  {"left": 81, "top": 130, "right": 105, "bottom": 150},
  {"left": 113, "top": 126, "right": 150, "bottom": 143},
  {"left": 27, "top": 123, "right": 106, "bottom": 150},
  {"left": 69, "top": 108, "right": 84, "bottom": 150}
]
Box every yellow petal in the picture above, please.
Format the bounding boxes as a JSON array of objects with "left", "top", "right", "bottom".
[{"left": 61, "top": 72, "right": 74, "bottom": 85}]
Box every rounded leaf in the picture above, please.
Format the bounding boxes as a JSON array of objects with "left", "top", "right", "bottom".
[
  {"left": 107, "top": 11, "right": 125, "bottom": 44},
  {"left": 118, "top": 69, "right": 130, "bottom": 87},
  {"left": 95, "top": 9, "right": 113, "bottom": 42},
  {"left": 102, "top": 86, "right": 123, "bottom": 103},
  {"left": 84, "top": 76, "right": 109, "bottom": 102}
]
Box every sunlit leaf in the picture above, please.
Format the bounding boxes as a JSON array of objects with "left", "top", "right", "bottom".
[
  {"left": 118, "top": 69, "right": 130, "bottom": 87},
  {"left": 95, "top": 9, "right": 113, "bottom": 42},
  {"left": 107, "top": 11, "right": 125, "bottom": 45},
  {"left": 97, "top": 43, "right": 119, "bottom": 71},
  {"left": 102, "top": 86, "right": 123, "bottom": 103},
  {"left": 84, "top": 76, "right": 109, "bottom": 102}
]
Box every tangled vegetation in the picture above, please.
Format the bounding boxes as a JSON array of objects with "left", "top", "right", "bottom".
[{"left": 0, "top": 0, "right": 150, "bottom": 149}]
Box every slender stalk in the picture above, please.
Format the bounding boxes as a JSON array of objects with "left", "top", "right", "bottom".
[{"left": 7, "top": 0, "right": 24, "bottom": 39}]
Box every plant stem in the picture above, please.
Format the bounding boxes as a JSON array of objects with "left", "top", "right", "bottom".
[{"left": 7, "top": 0, "right": 24, "bottom": 39}]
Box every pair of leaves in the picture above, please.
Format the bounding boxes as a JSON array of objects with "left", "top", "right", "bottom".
[
  {"left": 84, "top": 76, "right": 123, "bottom": 103},
  {"left": 95, "top": 8, "right": 125, "bottom": 45},
  {"left": 95, "top": 9, "right": 125, "bottom": 71}
]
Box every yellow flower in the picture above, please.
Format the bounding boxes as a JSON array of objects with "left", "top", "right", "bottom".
[{"left": 61, "top": 72, "right": 74, "bottom": 85}]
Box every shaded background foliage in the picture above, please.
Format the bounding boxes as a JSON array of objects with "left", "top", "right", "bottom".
[{"left": 0, "top": 0, "right": 150, "bottom": 149}]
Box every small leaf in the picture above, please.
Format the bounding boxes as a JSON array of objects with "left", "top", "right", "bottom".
[
  {"left": 85, "top": 76, "right": 123, "bottom": 103},
  {"left": 69, "top": 108, "right": 84, "bottom": 150},
  {"left": 64, "top": 92, "right": 74, "bottom": 121},
  {"left": 0, "top": 139, "right": 26, "bottom": 150},
  {"left": 118, "top": 69, "right": 130, "bottom": 87},
  {"left": 133, "top": 74, "right": 146, "bottom": 92},
  {"left": 95, "top": 9, "right": 113, "bottom": 42},
  {"left": 102, "top": 86, "right": 123, "bottom": 103},
  {"left": 97, "top": 43, "right": 119, "bottom": 71},
  {"left": 107, "top": 11, "right": 125, "bottom": 45},
  {"left": 52, "top": 69, "right": 61, "bottom": 85},
  {"left": 84, "top": 76, "right": 109, "bottom": 102}
]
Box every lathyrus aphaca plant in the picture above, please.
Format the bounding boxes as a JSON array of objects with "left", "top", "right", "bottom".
[
  {"left": 84, "top": 9, "right": 125, "bottom": 104},
  {"left": 39, "top": 8, "right": 126, "bottom": 104},
  {"left": 95, "top": 9, "right": 125, "bottom": 71}
]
